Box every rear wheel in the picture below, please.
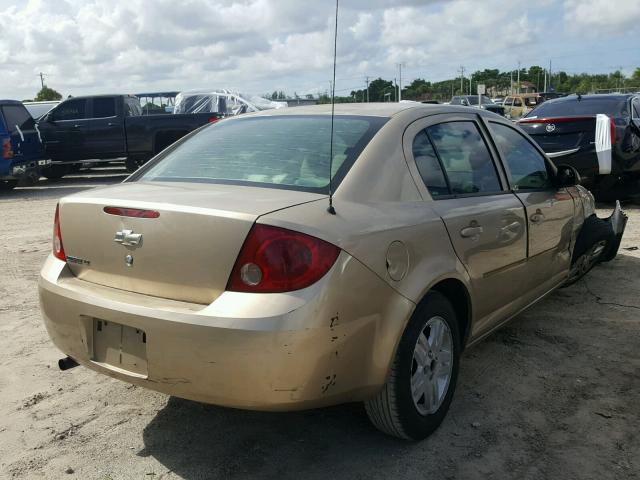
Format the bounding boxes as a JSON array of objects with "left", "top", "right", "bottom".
[
  {"left": 41, "top": 165, "right": 68, "bottom": 180},
  {"left": 365, "top": 291, "right": 460, "bottom": 440},
  {"left": 125, "top": 156, "right": 148, "bottom": 173}
]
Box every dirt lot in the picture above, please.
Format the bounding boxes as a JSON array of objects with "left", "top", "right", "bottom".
[{"left": 1, "top": 170, "right": 639, "bottom": 480}]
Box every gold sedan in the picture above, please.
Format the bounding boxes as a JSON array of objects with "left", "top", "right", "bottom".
[{"left": 39, "top": 104, "right": 626, "bottom": 440}]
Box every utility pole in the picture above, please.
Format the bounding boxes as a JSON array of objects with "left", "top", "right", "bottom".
[
  {"left": 543, "top": 69, "right": 547, "bottom": 92},
  {"left": 365, "top": 76, "right": 369, "bottom": 103},
  {"left": 548, "top": 59, "right": 552, "bottom": 91},
  {"left": 510, "top": 70, "right": 513, "bottom": 95},
  {"left": 517, "top": 61, "right": 521, "bottom": 94},
  {"left": 38, "top": 72, "right": 47, "bottom": 89},
  {"left": 458, "top": 66, "right": 465, "bottom": 95},
  {"left": 396, "top": 63, "right": 404, "bottom": 102}
]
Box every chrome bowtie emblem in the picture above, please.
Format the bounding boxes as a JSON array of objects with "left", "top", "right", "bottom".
[
  {"left": 545, "top": 123, "right": 556, "bottom": 132},
  {"left": 114, "top": 229, "right": 143, "bottom": 247}
]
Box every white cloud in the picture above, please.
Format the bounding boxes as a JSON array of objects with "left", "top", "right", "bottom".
[
  {"left": 0, "top": 0, "right": 634, "bottom": 101},
  {"left": 564, "top": 0, "right": 640, "bottom": 34}
]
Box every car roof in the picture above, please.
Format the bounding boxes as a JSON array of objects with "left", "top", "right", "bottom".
[
  {"left": 0, "top": 100, "right": 26, "bottom": 106},
  {"left": 236, "top": 102, "right": 474, "bottom": 118}
]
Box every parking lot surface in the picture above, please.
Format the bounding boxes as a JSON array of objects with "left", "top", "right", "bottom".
[{"left": 1, "top": 170, "right": 639, "bottom": 479}]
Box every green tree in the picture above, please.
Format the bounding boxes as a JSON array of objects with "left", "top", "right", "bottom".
[{"left": 35, "top": 86, "right": 62, "bottom": 101}]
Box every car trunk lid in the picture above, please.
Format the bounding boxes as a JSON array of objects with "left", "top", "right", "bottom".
[
  {"left": 518, "top": 115, "right": 597, "bottom": 153},
  {"left": 58, "top": 181, "right": 325, "bottom": 304}
]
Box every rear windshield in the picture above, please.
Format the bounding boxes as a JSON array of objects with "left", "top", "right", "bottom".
[
  {"left": 526, "top": 97, "right": 628, "bottom": 118},
  {"left": 135, "top": 115, "right": 387, "bottom": 193},
  {"left": 466, "top": 96, "right": 493, "bottom": 105}
]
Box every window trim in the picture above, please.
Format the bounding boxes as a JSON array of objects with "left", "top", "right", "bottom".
[
  {"left": 424, "top": 119, "right": 506, "bottom": 198},
  {"left": 485, "top": 119, "right": 557, "bottom": 192}
]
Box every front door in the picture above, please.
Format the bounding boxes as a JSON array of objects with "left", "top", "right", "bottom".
[
  {"left": 39, "top": 98, "right": 89, "bottom": 161},
  {"left": 487, "top": 120, "right": 575, "bottom": 286},
  {"left": 404, "top": 115, "right": 530, "bottom": 333}
]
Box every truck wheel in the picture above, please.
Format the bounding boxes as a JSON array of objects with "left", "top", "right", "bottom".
[
  {"left": 365, "top": 291, "right": 460, "bottom": 440},
  {"left": 565, "top": 215, "right": 613, "bottom": 286},
  {"left": 125, "top": 157, "right": 146, "bottom": 173},
  {"left": 0, "top": 180, "right": 18, "bottom": 191},
  {"left": 41, "top": 165, "right": 68, "bottom": 180}
]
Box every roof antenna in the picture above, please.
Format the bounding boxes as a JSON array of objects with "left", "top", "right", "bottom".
[{"left": 327, "top": 0, "right": 339, "bottom": 215}]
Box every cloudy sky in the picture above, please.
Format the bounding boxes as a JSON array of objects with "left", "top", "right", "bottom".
[{"left": 0, "top": 0, "right": 638, "bottom": 100}]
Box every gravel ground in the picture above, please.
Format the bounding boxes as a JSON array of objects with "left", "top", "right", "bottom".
[{"left": 1, "top": 169, "right": 639, "bottom": 480}]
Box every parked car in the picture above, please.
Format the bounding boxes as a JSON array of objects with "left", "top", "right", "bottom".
[
  {"left": 173, "top": 89, "right": 287, "bottom": 115},
  {"left": 450, "top": 95, "right": 504, "bottom": 115},
  {"left": 491, "top": 97, "right": 505, "bottom": 105},
  {"left": 23, "top": 100, "right": 60, "bottom": 121},
  {"left": 503, "top": 93, "right": 541, "bottom": 120},
  {"left": 39, "top": 103, "right": 626, "bottom": 440},
  {"left": 36, "top": 94, "right": 219, "bottom": 177},
  {"left": 0, "top": 100, "right": 49, "bottom": 190},
  {"left": 518, "top": 94, "right": 640, "bottom": 197}
]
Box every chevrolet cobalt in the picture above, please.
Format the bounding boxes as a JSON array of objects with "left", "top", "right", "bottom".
[{"left": 39, "top": 104, "right": 626, "bottom": 440}]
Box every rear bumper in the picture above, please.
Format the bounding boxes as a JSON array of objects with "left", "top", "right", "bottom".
[
  {"left": 39, "top": 252, "right": 414, "bottom": 411},
  {"left": 0, "top": 158, "right": 49, "bottom": 181}
]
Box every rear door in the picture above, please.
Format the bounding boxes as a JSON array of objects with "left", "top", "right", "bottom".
[
  {"left": 404, "top": 114, "right": 530, "bottom": 332},
  {"left": 0, "top": 104, "right": 42, "bottom": 163},
  {"left": 487, "top": 120, "right": 575, "bottom": 282},
  {"left": 39, "top": 98, "right": 90, "bottom": 160},
  {"left": 85, "top": 96, "right": 126, "bottom": 159}
]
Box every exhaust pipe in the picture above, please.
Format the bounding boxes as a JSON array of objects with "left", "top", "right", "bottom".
[{"left": 58, "top": 356, "right": 79, "bottom": 371}]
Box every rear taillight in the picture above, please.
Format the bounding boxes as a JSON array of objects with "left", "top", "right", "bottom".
[
  {"left": 53, "top": 204, "right": 66, "bottom": 261},
  {"left": 2, "top": 138, "right": 13, "bottom": 159},
  {"left": 227, "top": 224, "right": 341, "bottom": 293},
  {"left": 610, "top": 117, "right": 616, "bottom": 144}
]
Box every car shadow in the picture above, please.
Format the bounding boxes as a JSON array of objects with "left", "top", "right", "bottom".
[{"left": 138, "top": 250, "right": 640, "bottom": 479}]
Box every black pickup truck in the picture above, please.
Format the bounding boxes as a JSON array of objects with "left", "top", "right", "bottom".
[{"left": 37, "top": 94, "right": 217, "bottom": 178}]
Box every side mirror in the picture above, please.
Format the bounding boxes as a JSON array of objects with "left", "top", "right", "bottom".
[{"left": 555, "top": 164, "right": 581, "bottom": 187}]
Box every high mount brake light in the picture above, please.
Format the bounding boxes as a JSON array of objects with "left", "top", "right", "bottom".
[
  {"left": 227, "top": 224, "right": 341, "bottom": 293},
  {"left": 103, "top": 206, "right": 160, "bottom": 218},
  {"left": 53, "top": 204, "right": 66, "bottom": 261}
]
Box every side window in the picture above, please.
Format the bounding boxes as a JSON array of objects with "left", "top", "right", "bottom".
[
  {"left": 633, "top": 98, "right": 640, "bottom": 119},
  {"left": 427, "top": 121, "right": 501, "bottom": 194},
  {"left": 93, "top": 97, "right": 116, "bottom": 118},
  {"left": 489, "top": 122, "right": 553, "bottom": 190},
  {"left": 1, "top": 105, "right": 35, "bottom": 132},
  {"left": 450, "top": 97, "right": 460, "bottom": 105},
  {"left": 412, "top": 130, "right": 449, "bottom": 198},
  {"left": 125, "top": 98, "right": 142, "bottom": 116},
  {"left": 52, "top": 99, "right": 87, "bottom": 121},
  {"left": 513, "top": 98, "right": 523, "bottom": 107}
]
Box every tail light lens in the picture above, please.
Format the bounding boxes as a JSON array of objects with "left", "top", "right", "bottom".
[
  {"left": 53, "top": 204, "right": 66, "bottom": 261},
  {"left": 227, "top": 224, "right": 341, "bottom": 293},
  {"left": 2, "top": 138, "right": 13, "bottom": 159}
]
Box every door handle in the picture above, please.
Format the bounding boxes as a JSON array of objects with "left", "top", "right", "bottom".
[
  {"left": 72, "top": 124, "right": 84, "bottom": 128},
  {"left": 107, "top": 122, "right": 118, "bottom": 126},
  {"left": 530, "top": 211, "right": 545, "bottom": 223},
  {"left": 460, "top": 225, "right": 483, "bottom": 238}
]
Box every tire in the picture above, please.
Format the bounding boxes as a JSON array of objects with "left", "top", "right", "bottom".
[
  {"left": 125, "top": 156, "right": 148, "bottom": 173},
  {"left": 564, "top": 215, "right": 613, "bottom": 286},
  {"left": 0, "top": 180, "right": 18, "bottom": 191},
  {"left": 365, "top": 291, "right": 460, "bottom": 440},
  {"left": 41, "top": 165, "right": 68, "bottom": 180}
]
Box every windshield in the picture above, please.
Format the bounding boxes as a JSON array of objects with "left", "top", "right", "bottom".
[
  {"left": 24, "top": 103, "right": 58, "bottom": 120},
  {"left": 136, "top": 115, "right": 387, "bottom": 193},
  {"left": 466, "top": 96, "right": 494, "bottom": 105},
  {"left": 525, "top": 97, "right": 628, "bottom": 118}
]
